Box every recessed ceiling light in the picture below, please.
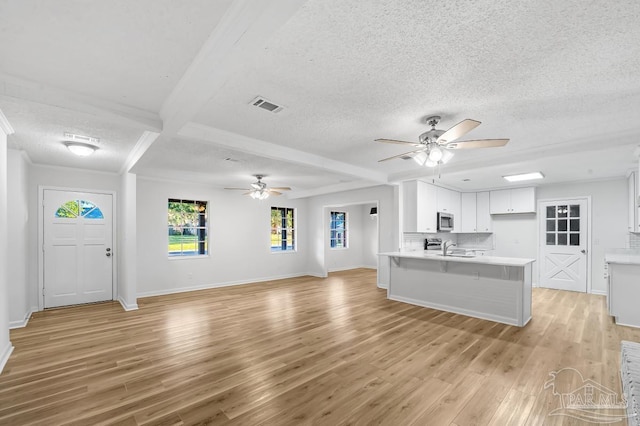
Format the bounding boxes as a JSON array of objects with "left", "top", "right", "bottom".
[
  {"left": 503, "top": 172, "right": 544, "bottom": 182},
  {"left": 65, "top": 142, "right": 98, "bottom": 157}
]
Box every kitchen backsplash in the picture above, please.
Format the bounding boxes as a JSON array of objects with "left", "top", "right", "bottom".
[
  {"left": 630, "top": 233, "right": 640, "bottom": 249},
  {"left": 402, "top": 233, "right": 494, "bottom": 251}
]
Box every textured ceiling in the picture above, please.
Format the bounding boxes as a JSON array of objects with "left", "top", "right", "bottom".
[
  {"left": 1, "top": 0, "right": 640, "bottom": 193},
  {"left": 0, "top": 0, "right": 231, "bottom": 113}
]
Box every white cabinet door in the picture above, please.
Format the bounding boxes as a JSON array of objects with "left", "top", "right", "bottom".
[
  {"left": 450, "top": 190, "right": 461, "bottom": 232},
  {"left": 460, "top": 193, "right": 477, "bottom": 232},
  {"left": 510, "top": 187, "right": 536, "bottom": 213},
  {"left": 436, "top": 186, "right": 450, "bottom": 212},
  {"left": 476, "top": 191, "right": 492, "bottom": 232},
  {"left": 421, "top": 182, "right": 438, "bottom": 232},
  {"left": 490, "top": 190, "right": 511, "bottom": 214},
  {"left": 402, "top": 180, "right": 437, "bottom": 233}
]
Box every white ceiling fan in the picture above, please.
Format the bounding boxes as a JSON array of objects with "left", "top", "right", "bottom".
[
  {"left": 376, "top": 115, "right": 509, "bottom": 167},
  {"left": 224, "top": 175, "right": 291, "bottom": 200}
]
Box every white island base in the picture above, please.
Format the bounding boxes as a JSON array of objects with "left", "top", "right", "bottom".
[{"left": 380, "top": 252, "right": 534, "bottom": 327}]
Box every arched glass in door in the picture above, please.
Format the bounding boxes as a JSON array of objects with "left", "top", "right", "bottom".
[{"left": 55, "top": 200, "right": 104, "bottom": 219}]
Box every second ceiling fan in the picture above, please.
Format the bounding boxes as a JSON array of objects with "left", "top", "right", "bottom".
[{"left": 376, "top": 115, "right": 509, "bottom": 167}]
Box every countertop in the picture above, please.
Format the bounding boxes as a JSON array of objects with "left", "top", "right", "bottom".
[
  {"left": 605, "top": 249, "right": 640, "bottom": 265},
  {"left": 378, "top": 251, "right": 535, "bottom": 267}
]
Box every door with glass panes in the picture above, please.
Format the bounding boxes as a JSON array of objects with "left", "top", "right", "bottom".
[{"left": 539, "top": 199, "right": 588, "bottom": 292}]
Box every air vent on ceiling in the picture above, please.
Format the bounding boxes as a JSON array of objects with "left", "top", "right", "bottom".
[
  {"left": 64, "top": 132, "right": 100, "bottom": 144},
  {"left": 250, "top": 96, "right": 283, "bottom": 114}
]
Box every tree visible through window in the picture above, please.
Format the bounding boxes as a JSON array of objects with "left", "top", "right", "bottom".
[
  {"left": 271, "top": 207, "right": 295, "bottom": 252},
  {"left": 168, "top": 199, "right": 208, "bottom": 257},
  {"left": 330, "top": 211, "right": 348, "bottom": 248}
]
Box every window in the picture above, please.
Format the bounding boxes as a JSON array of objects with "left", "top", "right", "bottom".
[
  {"left": 330, "top": 211, "right": 348, "bottom": 248},
  {"left": 168, "top": 199, "right": 208, "bottom": 257},
  {"left": 271, "top": 207, "right": 295, "bottom": 252},
  {"left": 55, "top": 199, "right": 104, "bottom": 219},
  {"left": 545, "top": 204, "right": 580, "bottom": 246}
]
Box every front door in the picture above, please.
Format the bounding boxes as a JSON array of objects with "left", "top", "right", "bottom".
[
  {"left": 43, "top": 189, "right": 113, "bottom": 308},
  {"left": 539, "top": 199, "right": 588, "bottom": 292}
]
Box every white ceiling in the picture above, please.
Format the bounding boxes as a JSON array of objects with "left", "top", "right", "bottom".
[{"left": 1, "top": 0, "right": 639, "bottom": 195}]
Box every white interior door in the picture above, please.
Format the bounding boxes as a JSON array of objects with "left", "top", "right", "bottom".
[
  {"left": 539, "top": 199, "right": 588, "bottom": 292},
  {"left": 43, "top": 190, "right": 113, "bottom": 308}
]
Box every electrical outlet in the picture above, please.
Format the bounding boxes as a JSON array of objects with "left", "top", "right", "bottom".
[{"left": 187, "top": 273, "right": 193, "bottom": 280}]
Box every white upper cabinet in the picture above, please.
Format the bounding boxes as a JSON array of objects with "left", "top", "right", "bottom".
[
  {"left": 460, "top": 191, "right": 492, "bottom": 233},
  {"left": 460, "top": 193, "right": 477, "bottom": 232},
  {"left": 490, "top": 187, "right": 536, "bottom": 214},
  {"left": 436, "top": 186, "right": 461, "bottom": 232},
  {"left": 403, "top": 180, "right": 437, "bottom": 233},
  {"left": 476, "top": 191, "right": 492, "bottom": 232}
]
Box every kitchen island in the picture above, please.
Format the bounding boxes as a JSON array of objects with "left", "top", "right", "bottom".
[{"left": 379, "top": 251, "right": 535, "bottom": 327}]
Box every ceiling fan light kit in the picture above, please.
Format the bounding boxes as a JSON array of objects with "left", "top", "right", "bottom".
[{"left": 377, "top": 115, "right": 509, "bottom": 169}]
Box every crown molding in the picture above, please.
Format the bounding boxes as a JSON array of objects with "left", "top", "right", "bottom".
[{"left": 0, "top": 107, "right": 15, "bottom": 135}]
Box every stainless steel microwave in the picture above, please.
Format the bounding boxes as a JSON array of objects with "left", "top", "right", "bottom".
[{"left": 437, "top": 212, "right": 454, "bottom": 231}]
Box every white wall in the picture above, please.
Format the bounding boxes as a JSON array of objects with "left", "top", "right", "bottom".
[
  {"left": 306, "top": 185, "right": 397, "bottom": 288},
  {"left": 537, "top": 178, "right": 627, "bottom": 293},
  {"left": 28, "top": 165, "right": 120, "bottom": 309},
  {"left": 117, "top": 172, "right": 138, "bottom": 310},
  {"left": 7, "top": 150, "right": 31, "bottom": 327},
  {"left": 0, "top": 120, "right": 13, "bottom": 372},
  {"left": 362, "top": 203, "right": 378, "bottom": 268},
  {"left": 136, "top": 177, "right": 309, "bottom": 296}
]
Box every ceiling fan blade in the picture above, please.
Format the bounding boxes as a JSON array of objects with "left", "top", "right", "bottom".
[
  {"left": 267, "top": 190, "right": 283, "bottom": 196},
  {"left": 224, "top": 187, "right": 251, "bottom": 190},
  {"left": 375, "top": 138, "right": 423, "bottom": 147},
  {"left": 436, "top": 119, "right": 481, "bottom": 144},
  {"left": 445, "top": 139, "right": 509, "bottom": 149},
  {"left": 378, "top": 148, "right": 427, "bottom": 162},
  {"left": 270, "top": 187, "right": 291, "bottom": 191}
]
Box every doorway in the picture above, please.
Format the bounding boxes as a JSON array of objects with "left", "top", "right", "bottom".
[
  {"left": 41, "top": 189, "right": 114, "bottom": 308},
  {"left": 539, "top": 198, "right": 590, "bottom": 292}
]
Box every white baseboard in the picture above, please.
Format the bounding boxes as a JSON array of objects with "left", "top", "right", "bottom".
[
  {"left": 137, "top": 272, "right": 312, "bottom": 298},
  {"left": 118, "top": 297, "right": 139, "bottom": 311},
  {"left": 590, "top": 289, "right": 607, "bottom": 296},
  {"left": 0, "top": 342, "right": 14, "bottom": 374},
  {"left": 9, "top": 307, "right": 37, "bottom": 329},
  {"left": 327, "top": 265, "right": 377, "bottom": 273}
]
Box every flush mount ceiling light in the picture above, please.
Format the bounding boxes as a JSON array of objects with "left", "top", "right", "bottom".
[
  {"left": 503, "top": 172, "right": 545, "bottom": 182},
  {"left": 65, "top": 142, "right": 98, "bottom": 157}
]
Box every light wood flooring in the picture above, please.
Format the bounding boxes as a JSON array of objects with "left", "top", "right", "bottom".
[{"left": 1, "top": 269, "right": 639, "bottom": 425}]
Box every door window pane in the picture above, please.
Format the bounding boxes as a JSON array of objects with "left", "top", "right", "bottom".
[
  {"left": 546, "top": 206, "right": 556, "bottom": 218},
  {"left": 570, "top": 219, "right": 579, "bottom": 232},
  {"left": 570, "top": 233, "right": 580, "bottom": 246},
  {"left": 558, "top": 220, "right": 567, "bottom": 232},
  {"left": 558, "top": 233, "right": 567, "bottom": 245},
  {"left": 570, "top": 205, "right": 580, "bottom": 217},
  {"left": 546, "top": 233, "right": 555, "bottom": 245},
  {"left": 546, "top": 220, "right": 555, "bottom": 232},
  {"left": 558, "top": 205, "right": 568, "bottom": 218}
]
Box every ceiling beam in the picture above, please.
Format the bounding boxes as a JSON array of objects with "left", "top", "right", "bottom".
[{"left": 179, "top": 122, "right": 389, "bottom": 184}]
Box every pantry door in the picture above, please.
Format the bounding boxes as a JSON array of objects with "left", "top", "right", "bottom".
[
  {"left": 43, "top": 189, "right": 114, "bottom": 308},
  {"left": 539, "top": 199, "right": 588, "bottom": 292}
]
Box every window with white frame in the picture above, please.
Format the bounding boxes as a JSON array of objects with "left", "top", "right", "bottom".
[
  {"left": 168, "top": 199, "right": 208, "bottom": 257},
  {"left": 271, "top": 207, "right": 296, "bottom": 252},
  {"left": 330, "top": 211, "right": 348, "bottom": 248}
]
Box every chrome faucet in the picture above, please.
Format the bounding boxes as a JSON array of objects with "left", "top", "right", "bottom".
[{"left": 442, "top": 240, "right": 456, "bottom": 256}]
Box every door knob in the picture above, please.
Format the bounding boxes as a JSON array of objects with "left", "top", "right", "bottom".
[
  {"left": 581, "top": 249, "right": 586, "bottom": 254},
  {"left": 106, "top": 252, "right": 111, "bottom": 257}
]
